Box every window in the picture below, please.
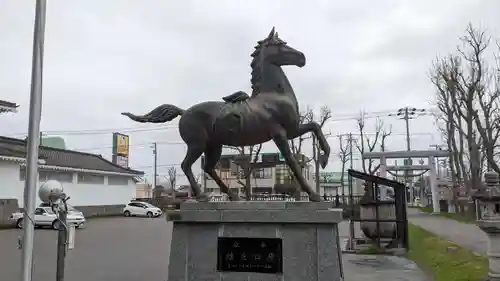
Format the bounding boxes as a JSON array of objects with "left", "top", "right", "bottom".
[
  {"left": 252, "top": 168, "right": 272, "bottom": 179},
  {"left": 47, "top": 171, "right": 73, "bottom": 183},
  {"left": 108, "top": 176, "right": 129, "bottom": 186},
  {"left": 77, "top": 173, "right": 105, "bottom": 184},
  {"left": 19, "top": 167, "right": 25, "bottom": 181},
  {"left": 230, "top": 164, "right": 239, "bottom": 177},
  {"left": 19, "top": 168, "right": 72, "bottom": 182},
  {"left": 263, "top": 168, "right": 272, "bottom": 179},
  {"left": 275, "top": 164, "right": 291, "bottom": 184},
  {"left": 39, "top": 171, "right": 51, "bottom": 182},
  {"left": 253, "top": 168, "right": 264, "bottom": 178},
  {"left": 128, "top": 202, "right": 143, "bottom": 208}
]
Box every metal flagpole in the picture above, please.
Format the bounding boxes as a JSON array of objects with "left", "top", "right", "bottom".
[{"left": 20, "top": 1, "right": 47, "bottom": 281}]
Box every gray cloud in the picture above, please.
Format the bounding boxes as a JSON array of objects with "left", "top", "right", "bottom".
[{"left": 1, "top": 0, "right": 499, "bottom": 182}]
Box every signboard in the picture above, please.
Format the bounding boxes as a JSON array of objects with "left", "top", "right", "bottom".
[
  {"left": 113, "top": 133, "right": 129, "bottom": 156},
  {"left": 112, "top": 133, "right": 129, "bottom": 168},
  {"left": 217, "top": 237, "right": 283, "bottom": 274},
  {"left": 112, "top": 154, "right": 129, "bottom": 168}
]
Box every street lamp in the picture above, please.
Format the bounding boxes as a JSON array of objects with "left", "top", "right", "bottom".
[{"left": 39, "top": 180, "right": 74, "bottom": 281}]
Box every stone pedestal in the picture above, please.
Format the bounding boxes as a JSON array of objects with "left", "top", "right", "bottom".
[
  {"left": 167, "top": 201, "right": 344, "bottom": 281},
  {"left": 476, "top": 220, "right": 500, "bottom": 280},
  {"left": 475, "top": 171, "right": 500, "bottom": 280}
]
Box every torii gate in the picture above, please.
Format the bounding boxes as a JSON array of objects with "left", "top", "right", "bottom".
[{"left": 363, "top": 150, "right": 450, "bottom": 213}]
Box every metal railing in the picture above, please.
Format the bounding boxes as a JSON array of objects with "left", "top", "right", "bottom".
[{"left": 209, "top": 194, "right": 363, "bottom": 206}]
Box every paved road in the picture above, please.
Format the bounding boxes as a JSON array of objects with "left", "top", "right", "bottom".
[
  {"left": 338, "top": 221, "right": 430, "bottom": 281},
  {"left": 408, "top": 208, "right": 487, "bottom": 255},
  {"left": 0, "top": 217, "right": 429, "bottom": 281},
  {"left": 0, "top": 217, "right": 171, "bottom": 281}
]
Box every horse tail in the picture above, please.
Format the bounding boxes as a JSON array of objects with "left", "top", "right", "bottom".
[{"left": 121, "top": 104, "right": 185, "bottom": 123}]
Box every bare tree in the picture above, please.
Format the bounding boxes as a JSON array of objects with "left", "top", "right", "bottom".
[
  {"left": 355, "top": 111, "right": 392, "bottom": 175},
  {"left": 337, "top": 135, "right": 351, "bottom": 196},
  {"left": 228, "top": 144, "right": 263, "bottom": 200},
  {"left": 431, "top": 23, "right": 500, "bottom": 215},
  {"left": 311, "top": 106, "right": 332, "bottom": 192},
  {"left": 432, "top": 56, "right": 466, "bottom": 209},
  {"left": 167, "top": 166, "right": 177, "bottom": 199}
]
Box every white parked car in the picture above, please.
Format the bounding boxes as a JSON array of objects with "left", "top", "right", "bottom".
[
  {"left": 39, "top": 203, "right": 84, "bottom": 217},
  {"left": 123, "top": 202, "right": 162, "bottom": 218},
  {"left": 10, "top": 207, "right": 86, "bottom": 230}
]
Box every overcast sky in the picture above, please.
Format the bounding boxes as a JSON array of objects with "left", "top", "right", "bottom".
[{"left": 1, "top": 0, "right": 499, "bottom": 184}]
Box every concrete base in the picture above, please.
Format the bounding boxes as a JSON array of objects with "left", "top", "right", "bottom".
[{"left": 167, "top": 201, "right": 344, "bottom": 281}]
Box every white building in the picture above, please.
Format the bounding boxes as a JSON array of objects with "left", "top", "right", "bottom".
[{"left": 0, "top": 136, "right": 144, "bottom": 207}]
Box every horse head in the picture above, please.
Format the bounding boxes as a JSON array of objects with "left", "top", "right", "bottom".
[
  {"left": 250, "top": 28, "right": 306, "bottom": 96},
  {"left": 252, "top": 27, "right": 306, "bottom": 68}
]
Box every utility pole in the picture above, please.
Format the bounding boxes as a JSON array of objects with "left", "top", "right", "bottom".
[
  {"left": 349, "top": 133, "right": 353, "bottom": 170},
  {"left": 55, "top": 199, "right": 68, "bottom": 281},
  {"left": 389, "top": 107, "right": 427, "bottom": 204},
  {"left": 348, "top": 133, "right": 353, "bottom": 199},
  {"left": 348, "top": 132, "right": 355, "bottom": 250},
  {"left": 152, "top": 142, "right": 157, "bottom": 196},
  {"left": 313, "top": 135, "right": 320, "bottom": 194},
  {"left": 20, "top": 1, "right": 46, "bottom": 281}
]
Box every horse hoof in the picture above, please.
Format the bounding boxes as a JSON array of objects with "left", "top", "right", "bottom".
[
  {"left": 309, "top": 193, "right": 323, "bottom": 202},
  {"left": 228, "top": 194, "right": 241, "bottom": 201},
  {"left": 196, "top": 194, "right": 210, "bottom": 202},
  {"left": 319, "top": 154, "right": 329, "bottom": 169}
]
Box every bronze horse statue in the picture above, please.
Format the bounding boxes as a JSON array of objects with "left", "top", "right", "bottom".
[{"left": 122, "top": 28, "right": 330, "bottom": 202}]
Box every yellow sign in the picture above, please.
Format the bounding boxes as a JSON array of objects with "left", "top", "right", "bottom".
[{"left": 114, "top": 133, "right": 129, "bottom": 156}]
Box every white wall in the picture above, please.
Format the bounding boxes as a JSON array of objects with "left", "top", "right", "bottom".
[{"left": 0, "top": 161, "right": 136, "bottom": 207}]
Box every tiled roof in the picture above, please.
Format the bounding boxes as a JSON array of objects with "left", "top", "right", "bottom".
[{"left": 0, "top": 136, "right": 143, "bottom": 175}]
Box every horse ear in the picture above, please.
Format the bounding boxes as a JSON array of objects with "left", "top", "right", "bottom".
[
  {"left": 267, "top": 27, "right": 275, "bottom": 39},
  {"left": 275, "top": 32, "right": 279, "bottom": 39}
]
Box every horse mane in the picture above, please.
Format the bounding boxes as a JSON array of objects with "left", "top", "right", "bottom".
[
  {"left": 250, "top": 41, "right": 265, "bottom": 96},
  {"left": 250, "top": 34, "right": 287, "bottom": 97}
]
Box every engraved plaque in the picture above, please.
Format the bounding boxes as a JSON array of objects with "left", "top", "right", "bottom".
[{"left": 217, "top": 237, "right": 283, "bottom": 274}]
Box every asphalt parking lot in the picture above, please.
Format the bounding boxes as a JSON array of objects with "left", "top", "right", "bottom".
[
  {"left": 0, "top": 217, "right": 428, "bottom": 281},
  {"left": 0, "top": 216, "right": 172, "bottom": 281},
  {"left": 0, "top": 217, "right": 355, "bottom": 281}
]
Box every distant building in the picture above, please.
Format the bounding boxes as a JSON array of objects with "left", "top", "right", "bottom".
[
  {"left": 0, "top": 136, "right": 144, "bottom": 206},
  {"left": 41, "top": 136, "right": 67, "bottom": 149},
  {"left": 316, "top": 172, "right": 344, "bottom": 195},
  {"left": 135, "top": 182, "right": 153, "bottom": 199},
  {"left": 201, "top": 152, "right": 315, "bottom": 196},
  {"left": 315, "top": 171, "right": 365, "bottom": 196}
]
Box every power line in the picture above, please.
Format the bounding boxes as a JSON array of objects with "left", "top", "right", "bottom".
[
  {"left": 67, "top": 131, "right": 435, "bottom": 153},
  {"left": 5, "top": 125, "right": 178, "bottom": 137},
  {"left": 4, "top": 108, "right": 436, "bottom": 138},
  {"left": 132, "top": 163, "right": 181, "bottom": 169},
  {"left": 73, "top": 141, "right": 185, "bottom": 151}
]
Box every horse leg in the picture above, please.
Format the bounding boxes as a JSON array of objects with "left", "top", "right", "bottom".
[
  {"left": 272, "top": 133, "right": 322, "bottom": 202},
  {"left": 203, "top": 145, "right": 240, "bottom": 201},
  {"left": 181, "top": 145, "right": 208, "bottom": 201},
  {"left": 287, "top": 122, "right": 331, "bottom": 168}
]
